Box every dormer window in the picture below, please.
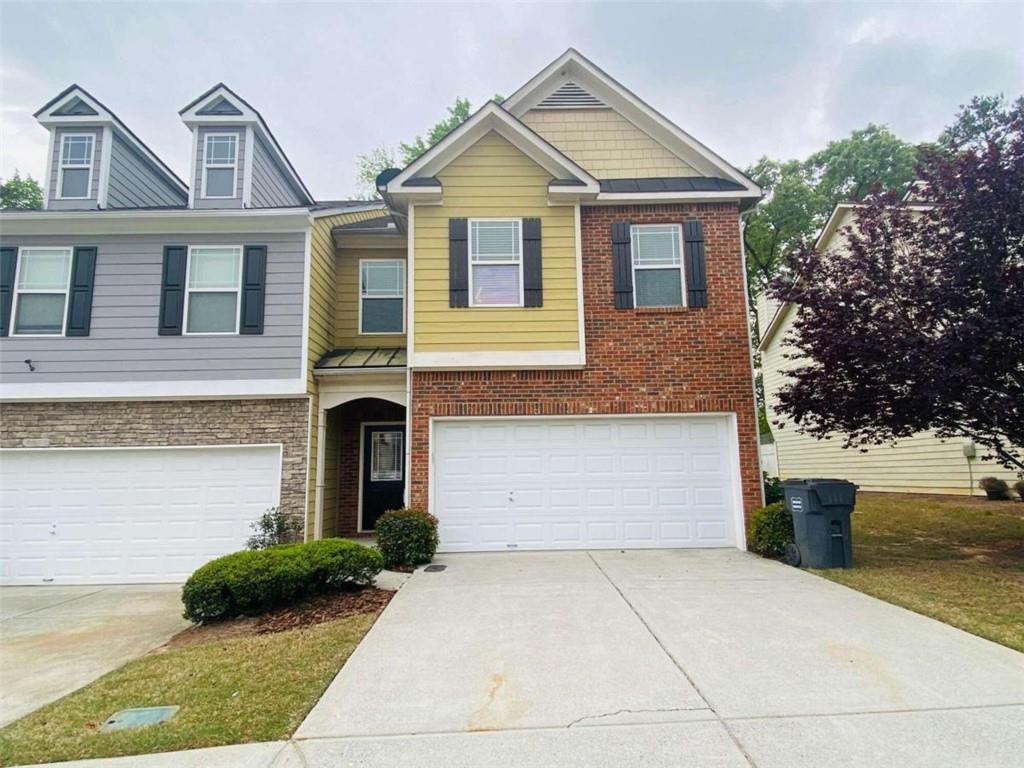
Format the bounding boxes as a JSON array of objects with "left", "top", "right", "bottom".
[
  {"left": 202, "top": 134, "right": 238, "bottom": 198},
  {"left": 58, "top": 134, "right": 94, "bottom": 199}
]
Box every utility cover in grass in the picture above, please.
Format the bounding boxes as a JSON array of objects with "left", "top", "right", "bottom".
[{"left": 99, "top": 706, "right": 179, "bottom": 732}]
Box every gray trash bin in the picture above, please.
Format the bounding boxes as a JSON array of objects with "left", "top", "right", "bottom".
[{"left": 781, "top": 478, "right": 856, "bottom": 568}]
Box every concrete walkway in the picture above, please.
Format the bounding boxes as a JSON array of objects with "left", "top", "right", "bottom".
[
  {"left": 0, "top": 584, "right": 187, "bottom": 725},
  {"left": 13, "top": 551, "right": 1024, "bottom": 766}
]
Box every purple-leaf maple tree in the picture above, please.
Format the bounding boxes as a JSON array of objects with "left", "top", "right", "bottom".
[{"left": 771, "top": 103, "right": 1024, "bottom": 472}]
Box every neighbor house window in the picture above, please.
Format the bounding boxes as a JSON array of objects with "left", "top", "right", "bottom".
[
  {"left": 11, "top": 247, "right": 73, "bottom": 335},
  {"left": 202, "top": 134, "right": 238, "bottom": 198},
  {"left": 58, "top": 134, "right": 94, "bottom": 199},
  {"left": 359, "top": 259, "right": 405, "bottom": 334},
  {"left": 185, "top": 246, "right": 242, "bottom": 333},
  {"left": 469, "top": 219, "right": 522, "bottom": 306},
  {"left": 631, "top": 224, "right": 685, "bottom": 307}
]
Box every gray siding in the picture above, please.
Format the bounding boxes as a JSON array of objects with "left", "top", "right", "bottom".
[
  {"left": 0, "top": 231, "right": 305, "bottom": 383},
  {"left": 48, "top": 127, "right": 102, "bottom": 210},
  {"left": 192, "top": 126, "right": 245, "bottom": 209},
  {"left": 251, "top": 133, "right": 304, "bottom": 208},
  {"left": 107, "top": 131, "right": 188, "bottom": 209}
]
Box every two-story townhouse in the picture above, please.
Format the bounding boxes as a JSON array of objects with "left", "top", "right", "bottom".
[
  {"left": 310, "top": 50, "right": 764, "bottom": 553},
  {"left": 1, "top": 50, "right": 764, "bottom": 585},
  {"left": 0, "top": 84, "right": 382, "bottom": 584}
]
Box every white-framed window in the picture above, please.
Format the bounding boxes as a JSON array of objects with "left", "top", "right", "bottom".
[
  {"left": 10, "top": 247, "right": 73, "bottom": 336},
  {"left": 370, "top": 430, "right": 404, "bottom": 482},
  {"left": 359, "top": 259, "right": 405, "bottom": 335},
  {"left": 469, "top": 218, "right": 523, "bottom": 307},
  {"left": 57, "top": 134, "right": 94, "bottom": 199},
  {"left": 201, "top": 133, "right": 238, "bottom": 199},
  {"left": 184, "top": 245, "right": 242, "bottom": 334},
  {"left": 630, "top": 224, "right": 686, "bottom": 307}
]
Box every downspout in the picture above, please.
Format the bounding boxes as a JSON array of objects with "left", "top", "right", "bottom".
[{"left": 740, "top": 209, "right": 766, "bottom": 507}]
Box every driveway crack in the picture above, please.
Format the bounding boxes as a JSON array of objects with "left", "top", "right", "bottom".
[
  {"left": 566, "top": 706, "right": 709, "bottom": 728},
  {"left": 585, "top": 552, "right": 762, "bottom": 768}
]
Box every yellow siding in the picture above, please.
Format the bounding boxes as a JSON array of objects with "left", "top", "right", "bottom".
[
  {"left": 413, "top": 131, "right": 579, "bottom": 352},
  {"left": 305, "top": 207, "right": 387, "bottom": 535},
  {"left": 763, "top": 304, "right": 1019, "bottom": 496},
  {"left": 521, "top": 108, "right": 697, "bottom": 179},
  {"left": 334, "top": 247, "right": 407, "bottom": 348}
]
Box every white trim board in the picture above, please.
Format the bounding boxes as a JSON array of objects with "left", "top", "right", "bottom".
[
  {"left": 408, "top": 349, "right": 585, "bottom": 370},
  {"left": 0, "top": 377, "right": 308, "bottom": 401}
]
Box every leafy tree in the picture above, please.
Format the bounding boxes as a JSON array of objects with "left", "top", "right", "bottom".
[
  {"left": 937, "top": 93, "right": 1024, "bottom": 154},
  {"left": 354, "top": 145, "right": 397, "bottom": 200},
  {"left": 770, "top": 102, "right": 1024, "bottom": 472},
  {"left": 805, "top": 124, "right": 918, "bottom": 211},
  {"left": 0, "top": 171, "right": 42, "bottom": 209},
  {"left": 354, "top": 95, "right": 504, "bottom": 199}
]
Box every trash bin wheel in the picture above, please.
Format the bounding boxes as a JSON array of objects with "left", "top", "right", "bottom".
[{"left": 784, "top": 542, "right": 802, "bottom": 567}]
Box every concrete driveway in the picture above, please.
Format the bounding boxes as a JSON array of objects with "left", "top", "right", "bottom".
[
  {"left": 294, "top": 549, "right": 1024, "bottom": 767},
  {"left": 0, "top": 584, "right": 188, "bottom": 725}
]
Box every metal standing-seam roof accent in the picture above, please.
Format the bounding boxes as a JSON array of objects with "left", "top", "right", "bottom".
[
  {"left": 315, "top": 347, "right": 407, "bottom": 370},
  {"left": 598, "top": 177, "right": 748, "bottom": 193}
]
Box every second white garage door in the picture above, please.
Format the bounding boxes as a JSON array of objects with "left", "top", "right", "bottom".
[
  {"left": 0, "top": 445, "right": 282, "bottom": 585},
  {"left": 432, "top": 416, "right": 742, "bottom": 552}
]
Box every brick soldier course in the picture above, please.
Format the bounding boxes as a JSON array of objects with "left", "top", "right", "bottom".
[{"left": 410, "top": 203, "right": 762, "bottom": 522}]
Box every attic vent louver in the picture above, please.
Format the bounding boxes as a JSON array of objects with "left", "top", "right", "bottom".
[
  {"left": 52, "top": 97, "right": 98, "bottom": 117},
  {"left": 197, "top": 96, "right": 243, "bottom": 116},
  {"left": 536, "top": 81, "right": 606, "bottom": 109}
]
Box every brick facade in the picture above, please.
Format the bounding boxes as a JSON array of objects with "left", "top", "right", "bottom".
[
  {"left": 410, "top": 203, "right": 762, "bottom": 523},
  {"left": 0, "top": 398, "right": 310, "bottom": 526}
]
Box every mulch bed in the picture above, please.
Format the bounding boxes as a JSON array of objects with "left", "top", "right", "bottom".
[{"left": 164, "top": 587, "right": 394, "bottom": 650}]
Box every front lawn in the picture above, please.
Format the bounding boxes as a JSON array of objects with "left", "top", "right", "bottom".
[
  {"left": 0, "top": 591, "right": 390, "bottom": 767},
  {"left": 815, "top": 492, "right": 1024, "bottom": 653}
]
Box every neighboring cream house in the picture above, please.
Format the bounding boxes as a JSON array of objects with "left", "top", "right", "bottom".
[{"left": 758, "top": 204, "right": 1019, "bottom": 496}]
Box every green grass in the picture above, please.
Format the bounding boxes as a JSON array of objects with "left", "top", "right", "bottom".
[
  {"left": 814, "top": 493, "right": 1024, "bottom": 652},
  {"left": 0, "top": 612, "right": 377, "bottom": 767}
]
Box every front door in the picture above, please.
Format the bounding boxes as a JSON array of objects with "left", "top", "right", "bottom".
[{"left": 361, "top": 424, "right": 406, "bottom": 530}]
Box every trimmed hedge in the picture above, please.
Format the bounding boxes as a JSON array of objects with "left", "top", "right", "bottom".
[
  {"left": 749, "top": 502, "right": 794, "bottom": 558},
  {"left": 1015, "top": 480, "right": 1024, "bottom": 501},
  {"left": 375, "top": 508, "right": 439, "bottom": 568},
  {"left": 181, "top": 538, "right": 383, "bottom": 622}
]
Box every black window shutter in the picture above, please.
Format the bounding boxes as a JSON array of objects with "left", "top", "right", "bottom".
[
  {"left": 611, "top": 222, "right": 634, "bottom": 309},
  {"left": 240, "top": 245, "right": 267, "bottom": 335},
  {"left": 158, "top": 246, "right": 188, "bottom": 335},
  {"left": 523, "top": 217, "right": 543, "bottom": 307},
  {"left": 65, "top": 247, "right": 98, "bottom": 336},
  {"left": 0, "top": 247, "right": 16, "bottom": 337},
  {"left": 683, "top": 219, "right": 708, "bottom": 307},
  {"left": 449, "top": 218, "right": 468, "bottom": 308}
]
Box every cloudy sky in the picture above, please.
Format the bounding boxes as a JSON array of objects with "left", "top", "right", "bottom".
[{"left": 2, "top": 1, "right": 1022, "bottom": 199}]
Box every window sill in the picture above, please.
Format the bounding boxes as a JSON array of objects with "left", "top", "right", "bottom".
[{"left": 633, "top": 306, "right": 691, "bottom": 315}]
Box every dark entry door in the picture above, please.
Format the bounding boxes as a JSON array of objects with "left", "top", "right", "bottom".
[{"left": 362, "top": 424, "right": 406, "bottom": 530}]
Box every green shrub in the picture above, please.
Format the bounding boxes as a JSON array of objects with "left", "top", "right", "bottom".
[
  {"left": 375, "top": 508, "right": 439, "bottom": 568},
  {"left": 181, "top": 538, "right": 382, "bottom": 622},
  {"left": 763, "top": 472, "right": 784, "bottom": 505},
  {"left": 749, "top": 502, "right": 794, "bottom": 558},
  {"left": 246, "top": 506, "right": 302, "bottom": 550},
  {"left": 979, "top": 477, "right": 1010, "bottom": 500},
  {"left": 1014, "top": 480, "right": 1024, "bottom": 501}
]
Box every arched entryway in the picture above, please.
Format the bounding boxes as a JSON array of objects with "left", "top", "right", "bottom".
[{"left": 321, "top": 397, "right": 406, "bottom": 538}]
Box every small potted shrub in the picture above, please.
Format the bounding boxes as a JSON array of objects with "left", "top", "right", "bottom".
[
  {"left": 375, "top": 508, "right": 439, "bottom": 569},
  {"left": 978, "top": 477, "right": 1010, "bottom": 501},
  {"left": 1014, "top": 479, "right": 1024, "bottom": 501}
]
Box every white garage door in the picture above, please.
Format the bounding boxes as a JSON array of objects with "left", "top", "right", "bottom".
[
  {"left": 0, "top": 445, "right": 282, "bottom": 585},
  {"left": 433, "top": 416, "right": 741, "bottom": 552}
]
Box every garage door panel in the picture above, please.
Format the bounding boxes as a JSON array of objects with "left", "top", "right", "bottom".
[
  {"left": 434, "top": 417, "right": 739, "bottom": 552},
  {"left": 0, "top": 446, "right": 281, "bottom": 585}
]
